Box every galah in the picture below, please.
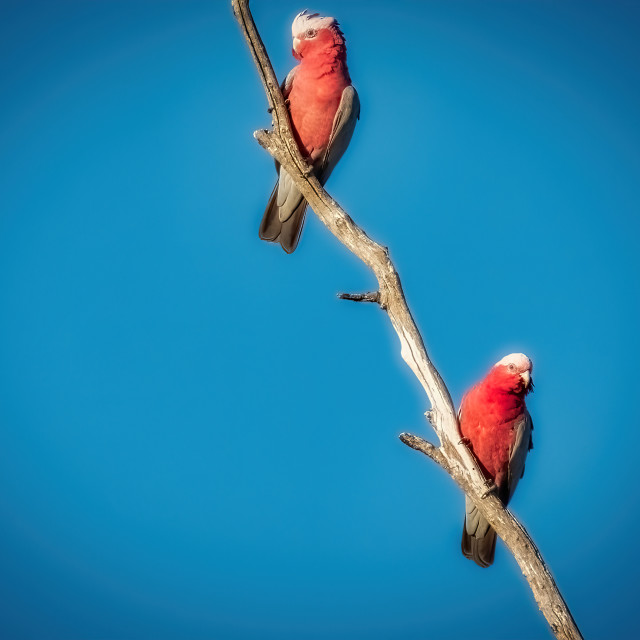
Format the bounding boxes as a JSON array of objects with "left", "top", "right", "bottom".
[
  {"left": 259, "top": 10, "right": 359, "bottom": 253},
  {"left": 459, "top": 353, "right": 534, "bottom": 568}
]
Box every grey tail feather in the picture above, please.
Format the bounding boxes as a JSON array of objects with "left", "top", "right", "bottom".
[
  {"left": 461, "top": 517, "right": 497, "bottom": 568},
  {"left": 259, "top": 181, "right": 307, "bottom": 254}
]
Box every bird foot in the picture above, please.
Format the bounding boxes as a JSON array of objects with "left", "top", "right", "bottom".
[
  {"left": 284, "top": 98, "right": 291, "bottom": 107},
  {"left": 481, "top": 482, "right": 498, "bottom": 499}
]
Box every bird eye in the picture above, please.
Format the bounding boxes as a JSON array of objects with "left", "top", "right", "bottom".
[
  {"left": 508, "top": 364, "right": 516, "bottom": 372},
  {"left": 305, "top": 28, "right": 317, "bottom": 38}
]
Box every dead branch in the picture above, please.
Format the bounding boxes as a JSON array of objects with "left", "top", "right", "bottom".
[{"left": 231, "top": 2, "right": 582, "bottom": 638}]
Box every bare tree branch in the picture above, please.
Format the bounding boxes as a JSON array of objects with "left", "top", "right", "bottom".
[{"left": 231, "top": 2, "right": 583, "bottom": 639}]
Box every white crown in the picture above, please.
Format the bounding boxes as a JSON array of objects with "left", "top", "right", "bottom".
[
  {"left": 495, "top": 353, "right": 532, "bottom": 371},
  {"left": 292, "top": 10, "right": 337, "bottom": 36}
]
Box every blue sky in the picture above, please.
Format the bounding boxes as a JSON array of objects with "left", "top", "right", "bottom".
[{"left": 1, "top": 1, "right": 639, "bottom": 638}]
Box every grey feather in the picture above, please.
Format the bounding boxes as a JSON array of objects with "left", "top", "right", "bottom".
[
  {"left": 507, "top": 410, "right": 533, "bottom": 501},
  {"left": 462, "top": 498, "right": 497, "bottom": 568},
  {"left": 319, "top": 85, "right": 360, "bottom": 183},
  {"left": 276, "top": 168, "right": 305, "bottom": 222},
  {"left": 277, "top": 201, "right": 307, "bottom": 253},
  {"left": 259, "top": 179, "right": 307, "bottom": 254},
  {"left": 282, "top": 68, "right": 297, "bottom": 98}
]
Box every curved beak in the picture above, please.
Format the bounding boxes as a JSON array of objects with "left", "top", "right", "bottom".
[
  {"left": 292, "top": 37, "right": 302, "bottom": 60},
  {"left": 521, "top": 371, "right": 534, "bottom": 392}
]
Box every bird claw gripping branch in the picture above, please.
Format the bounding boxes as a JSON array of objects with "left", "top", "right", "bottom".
[{"left": 481, "top": 481, "right": 498, "bottom": 499}]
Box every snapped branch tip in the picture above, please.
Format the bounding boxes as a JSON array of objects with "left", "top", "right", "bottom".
[{"left": 337, "top": 291, "right": 381, "bottom": 304}]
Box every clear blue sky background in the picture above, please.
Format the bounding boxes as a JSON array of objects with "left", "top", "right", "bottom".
[{"left": 1, "top": 1, "right": 638, "bottom": 638}]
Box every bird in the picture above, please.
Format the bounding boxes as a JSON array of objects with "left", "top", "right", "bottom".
[
  {"left": 259, "top": 10, "right": 360, "bottom": 253},
  {"left": 458, "top": 353, "right": 534, "bottom": 568}
]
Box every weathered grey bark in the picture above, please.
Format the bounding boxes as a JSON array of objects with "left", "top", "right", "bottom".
[{"left": 231, "top": 2, "right": 583, "bottom": 639}]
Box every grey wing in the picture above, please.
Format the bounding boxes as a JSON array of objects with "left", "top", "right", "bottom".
[
  {"left": 281, "top": 67, "right": 297, "bottom": 98},
  {"left": 318, "top": 85, "right": 360, "bottom": 184},
  {"left": 272, "top": 66, "right": 298, "bottom": 182},
  {"left": 506, "top": 410, "right": 534, "bottom": 503},
  {"left": 274, "top": 67, "right": 307, "bottom": 224},
  {"left": 276, "top": 167, "right": 308, "bottom": 223},
  {"left": 462, "top": 495, "right": 497, "bottom": 568},
  {"left": 459, "top": 406, "right": 491, "bottom": 538}
]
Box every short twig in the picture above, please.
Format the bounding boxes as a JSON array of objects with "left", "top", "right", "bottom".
[{"left": 337, "top": 291, "right": 381, "bottom": 304}]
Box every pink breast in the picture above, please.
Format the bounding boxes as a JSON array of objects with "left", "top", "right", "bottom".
[
  {"left": 288, "top": 71, "right": 348, "bottom": 157},
  {"left": 460, "top": 392, "right": 521, "bottom": 482}
]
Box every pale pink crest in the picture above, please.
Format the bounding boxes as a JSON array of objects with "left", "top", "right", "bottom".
[
  {"left": 292, "top": 9, "right": 338, "bottom": 38},
  {"left": 494, "top": 353, "right": 533, "bottom": 374}
]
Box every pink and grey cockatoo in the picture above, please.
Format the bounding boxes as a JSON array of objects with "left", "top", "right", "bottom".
[
  {"left": 259, "top": 10, "right": 359, "bottom": 253},
  {"left": 459, "top": 353, "right": 535, "bottom": 567}
]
